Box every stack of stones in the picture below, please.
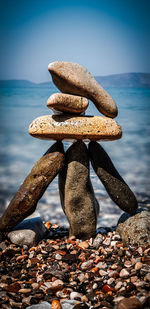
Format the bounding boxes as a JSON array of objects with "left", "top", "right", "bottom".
[{"left": 0, "top": 62, "right": 138, "bottom": 240}]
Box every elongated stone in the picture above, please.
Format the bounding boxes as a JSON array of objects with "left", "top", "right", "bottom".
[
  {"left": 28, "top": 115, "right": 122, "bottom": 141},
  {"left": 88, "top": 141, "right": 138, "bottom": 214},
  {"left": 59, "top": 141, "right": 99, "bottom": 240},
  {"left": 47, "top": 93, "right": 89, "bottom": 114},
  {"left": 0, "top": 142, "right": 65, "bottom": 232},
  {"left": 48, "top": 61, "right": 118, "bottom": 118}
]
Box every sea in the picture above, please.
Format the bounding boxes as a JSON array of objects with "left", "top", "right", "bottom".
[{"left": 0, "top": 85, "right": 150, "bottom": 228}]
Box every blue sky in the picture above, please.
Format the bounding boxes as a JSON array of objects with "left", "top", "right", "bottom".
[{"left": 0, "top": 0, "right": 150, "bottom": 82}]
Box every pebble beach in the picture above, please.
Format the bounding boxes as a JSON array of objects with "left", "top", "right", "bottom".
[{"left": 0, "top": 224, "right": 150, "bottom": 308}]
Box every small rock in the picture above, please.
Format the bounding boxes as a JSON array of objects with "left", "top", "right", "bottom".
[
  {"left": 19, "top": 288, "right": 31, "bottom": 294},
  {"left": 61, "top": 300, "right": 78, "bottom": 309},
  {"left": 51, "top": 299, "right": 61, "bottom": 309},
  {"left": 51, "top": 279, "right": 64, "bottom": 290},
  {"left": 99, "top": 269, "right": 108, "bottom": 276},
  {"left": 70, "top": 292, "right": 82, "bottom": 300},
  {"left": 145, "top": 273, "right": 150, "bottom": 281},
  {"left": 81, "top": 260, "right": 93, "bottom": 270},
  {"left": 55, "top": 253, "right": 62, "bottom": 260},
  {"left": 115, "top": 281, "right": 122, "bottom": 290},
  {"left": 134, "top": 262, "right": 143, "bottom": 271},
  {"left": 79, "top": 241, "right": 89, "bottom": 249},
  {"left": 107, "top": 278, "right": 115, "bottom": 285},
  {"left": 26, "top": 302, "right": 51, "bottom": 309},
  {"left": 103, "top": 237, "right": 111, "bottom": 246},
  {"left": 93, "top": 234, "right": 103, "bottom": 249},
  {"left": 118, "top": 296, "right": 142, "bottom": 309},
  {"left": 124, "top": 260, "right": 132, "bottom": 268},
  {"left": 7, "top": 212, "right": 47, "bottom": 246},
  {"left": 119, "top": 269, "right": 130, "bottom": 278}
]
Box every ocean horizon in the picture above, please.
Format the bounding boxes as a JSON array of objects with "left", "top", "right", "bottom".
[{"left": 0, "top": 85, "right": 150, "bottom": 227}]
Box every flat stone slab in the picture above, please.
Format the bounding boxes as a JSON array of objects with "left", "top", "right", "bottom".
[
  {"left": 48, "top": 61, "right": 118, "bottom": 118},
  {"left": 47, "top": 93, "right": 89, "bottom": 114},
  {"left": 29, "top": 115, "right": 122, "bottom": 141}
]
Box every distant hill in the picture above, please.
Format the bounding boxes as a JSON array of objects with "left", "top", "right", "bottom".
[
  {"left": 95, "top": 73, "right": 150, "bottom": 88},
  {"left": 0, "top": 79, "right": 36, "bottom": 88},
  {"left": 0, "top": 73, "right": 150, "bottom": 88}
]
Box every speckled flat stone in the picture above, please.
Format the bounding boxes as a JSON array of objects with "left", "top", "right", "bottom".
[
  {"left": 48, "top": 61, "right": 118, "bottom": 118},
  {"left": 47, "top": 93, "right": 89, "bottom": 114},
  {"left": 28, "top": 115, "right": 122, "bottom": 141}
]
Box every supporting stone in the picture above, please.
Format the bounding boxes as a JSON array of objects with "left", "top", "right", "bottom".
[
  {"left": 59, "top": 141, "right": 99, "bottom": 240},
  {"left": 88, "top": 141, "right": 138, "bottom": 214},
  {"left": 28, "top": 115, "right": 122, "bottom": 141},
  {"left": 0, "top": 142, "right": 65, "bottom": 232}
]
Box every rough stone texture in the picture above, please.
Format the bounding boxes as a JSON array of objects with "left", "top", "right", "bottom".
[
  {"left": 47, "top": 93, "right": 89, "bottom": 114},
  {"left": 117, "top": 296, "right": 142, "bottom": 309},
  {"left": 0, "top": 142, "right": 65, "bottom": 232},
  {"left": 29, "top": 115, "right": 122, "bottom": 142},
  {"left": 88, "top": 141, "right": 138, "bottom": 214},
  {"left": 27, "top": 302, "right": 51, "bottom": 309},
  {"left": 117, "top": 209, "right": 150, "bottom": 247},
  {"left": 59, "top": 141, "right": 99, "bottom": 240},
  {"left": 48, "top": 61, "right": 118, "bottom": 118},
  {"left": 26, "top": 300, "right": 79, "bottom": 309},
  {"left": 7, "top": 211, "right": 47, "bottom": 246}
]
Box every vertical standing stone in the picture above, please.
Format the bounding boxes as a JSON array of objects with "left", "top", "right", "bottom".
[
  {"left": 59, "top": 141, "right": 99, "bottom": 239},
  {"left": 0, "top": 142, "right": 65, "bottom": 232},
  {"left": 88, "top": 141, "right": 138, "bottom": 214}
]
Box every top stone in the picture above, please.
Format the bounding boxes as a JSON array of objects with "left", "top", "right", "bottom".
[{"left": 48, "top": 61, "right": 118, "bottom": 118}]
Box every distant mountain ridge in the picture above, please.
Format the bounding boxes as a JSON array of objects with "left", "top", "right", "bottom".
[{"left": 0, "top": 73, "right": 150, "bottom": 88}]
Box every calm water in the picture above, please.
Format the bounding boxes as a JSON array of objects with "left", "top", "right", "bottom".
[{"left": 0, "top": 86, "right": 150, "bottom": 227}]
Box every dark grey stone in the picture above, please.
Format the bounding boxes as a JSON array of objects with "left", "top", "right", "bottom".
[{"left": 88, "top": 141, "right": 138, "bottom": 215}]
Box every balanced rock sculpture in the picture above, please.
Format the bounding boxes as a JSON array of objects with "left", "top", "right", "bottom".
[{"left": 0, "top": 61, "right": 138, "bottom": 240}]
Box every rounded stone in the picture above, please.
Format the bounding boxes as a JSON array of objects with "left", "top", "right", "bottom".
[
  {"left": 28, "top": 115, "right": 122, "bottom": 141},
  {"left": 47, "top": 93, "right": 89, "bottom": 114},
  {"left": 48, "top": 61, "right": 118, "bottom": 118}
]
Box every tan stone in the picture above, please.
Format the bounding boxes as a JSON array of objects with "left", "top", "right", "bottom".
[
  {"left": 47, "top": 93, "right": 89, "bottom": 114},
  {"left": 48, "top": 61, "right": 118, "bottom": 118},
  {"left": 28, "top": 115, "right": 122, "bottom": 141}
]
